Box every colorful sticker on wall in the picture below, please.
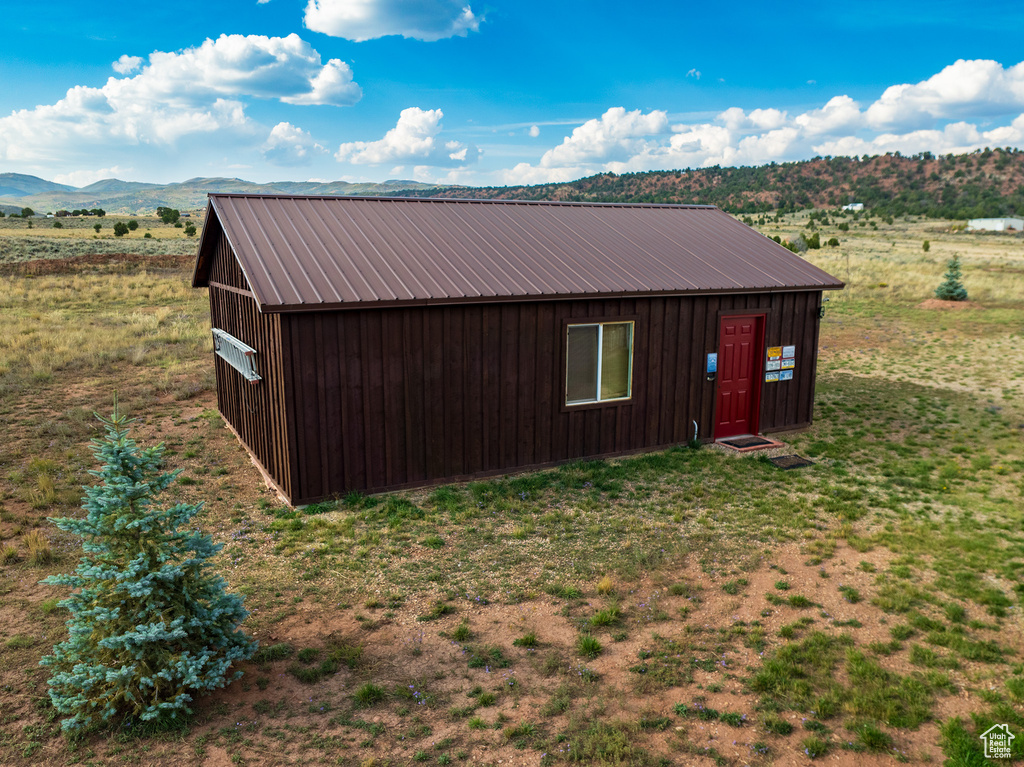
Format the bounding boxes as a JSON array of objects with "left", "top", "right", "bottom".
[
  {"left": 766, "top": 359, "right": 781, "bottom": 371},
  {"left": 767, "top": 346, "right": 782, "bottom": 359},
  {"left": 706, "top": 352, "right": 717, "bottom": 373},
  {"left": 779, "top": 369, "right": 794, "bottom": 381},
  {"left": 782, "top": 345, "right": 796, "bottom": 358},
  {"left": 765, "top": 371, "right": 780, "bottom": 383},
  {"left": 780, "top": 359, "right": 795, "bottom": 370}
]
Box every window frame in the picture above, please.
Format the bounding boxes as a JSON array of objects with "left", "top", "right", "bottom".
[{"left": 561, "top": 317, "right": 636, "bottom": 410}]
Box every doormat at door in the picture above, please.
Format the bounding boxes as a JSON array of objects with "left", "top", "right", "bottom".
[
  {"left": 769, "top": 454, "right": 815, "bottom": 470},
  {"left": 718, "top": 435, "right": 778, "bottom": 450}
]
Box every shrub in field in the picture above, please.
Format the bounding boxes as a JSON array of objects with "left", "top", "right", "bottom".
[
  {"left": 935, "top": 255, "right": 967, "bottom": 301},
  {"left": 113, "top": 222, "right": 129, "bottom": 237},
  {"left": 24, "top": 530, "right": 51, "bottom": 565},
  {"left": 40, "top": 406, "right": 256, "bottom": 732}
]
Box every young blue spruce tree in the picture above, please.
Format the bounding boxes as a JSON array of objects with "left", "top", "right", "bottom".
[
  {"left": 41, "top": 407, "right": 256, "bottom": 732},
  {"left": 935, "top": 254, "right": 968, "bottom": 301}
]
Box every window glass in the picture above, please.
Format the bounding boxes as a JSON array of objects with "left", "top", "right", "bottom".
[
  {"left": 565, "top": 321, "right": 633, "bottom": 405},
  {"left": 566, "top": 325, "right": 599, "bottom": 404},
  {"left": 600, "top": 323, "right": 631, "bottom": 400}
]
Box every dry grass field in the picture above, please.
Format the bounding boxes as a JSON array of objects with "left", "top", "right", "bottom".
[
  {"left": 0, "top": 212, "right": 1022, "bottom": 766},
  {"left": 0, "top": 214, "right": 199, "bottom": 263}
]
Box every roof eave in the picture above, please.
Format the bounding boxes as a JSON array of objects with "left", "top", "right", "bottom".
[
  {"left": 190, "top": 198, "right": 219, "bottom": 288},
  {"left": 255, "top": 282, "right": 845, "bottom": 314}
]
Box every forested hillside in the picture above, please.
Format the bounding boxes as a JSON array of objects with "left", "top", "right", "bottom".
[{"left": 418, "top": 148, "right": 1024, "bottom": 218}]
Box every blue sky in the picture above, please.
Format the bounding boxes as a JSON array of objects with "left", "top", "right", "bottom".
[{"left": 2, "top": 0, "right": 1023, "bottom": 187}]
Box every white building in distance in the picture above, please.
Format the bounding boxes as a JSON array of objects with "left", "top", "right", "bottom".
[
  {"left": 842, "top": 203, "right": 864, "bottom": 211},
  {"left": 967, "top": 217, "right": 1023, "bottom": 232}
]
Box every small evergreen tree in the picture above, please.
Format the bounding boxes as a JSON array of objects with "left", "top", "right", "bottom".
[
  {"left": 41, "top": 407, "right": 256, "bottom": 732},
  {"left": 934, "top": 255, "right": 968, "bottom": 301}
]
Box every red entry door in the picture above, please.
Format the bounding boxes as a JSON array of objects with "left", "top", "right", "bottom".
[{"left": 714, "top": 315, "right": 764, "bottom": 439}]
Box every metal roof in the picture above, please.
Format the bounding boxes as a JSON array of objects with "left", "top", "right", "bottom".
[{"left": 192, "top": 194, "right": 844, "bottom": 312}]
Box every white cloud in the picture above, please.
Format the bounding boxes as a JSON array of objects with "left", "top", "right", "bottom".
[
  {"left": 501, "top": 163, "right": 584, "bottom": 185},
  {"left": 502, "top": 58, "right": 1024, "bottom": 182},
  {"left": 134, "top": 33, "right": 360, "bottom": 107},
  {"left": 539, "top": 107, "right": 670, "bottom": 168},
  {"left": 0, "top": 34, "right": 359, "bottom": 164},
  {"left": 718, "top": 106, "right": 789, "bottom": 132},
  {"left": 983, "top": 113, "right": 1024, "bottom": 145},
  {"left": 113, "top": 55, "right": 143, "bottom": 74},
  {"left": 686, "top": 68, "right": 701, "bottom": 80},
  {"left": 813, "top": 121, "right": 991, "bottom": 158},
  {"left": 304, "top": 0, "right": 480, "bottom": 42},
  {"left": 529, "top": 125, "right": 540, "bottom": 137},
  {"left": 335, "top": 107, "right": 480, "bottom": 166},
  {"left": 282, "top": 58, "right": 362, "bottom": 106},
  {"left": 793, "top": 95, "right": 862, "bottom": 136},
  {"left": 865, "top": 59, "right": 1024, "bottom": 129},
  {"left": 262, "top": 122, "right": 326, "bottom": 165},
  {"left": 52, "top": 166, "right": 133, "bottom": 187}
]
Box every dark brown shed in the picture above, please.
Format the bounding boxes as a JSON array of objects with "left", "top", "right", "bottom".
[{"left": 193, "top": 194, "right": 843, "bottom": 504}]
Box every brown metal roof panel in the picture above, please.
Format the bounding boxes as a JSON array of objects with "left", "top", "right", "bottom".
[
  {"left": 280, "top": 199, "right": 366, "bottom": 302},
  {"left": 685, "top": 210, "right": 788, "bottom": 286},
  {"left": 444, "top": 202, "right": 575, "bottom": 297},
  {"left": 489, "top": 204, "right": 670, "bottom": 295},
  {"left": 386, "top": 203, "right": 494, "bottom": 298},
  {"left": 393, "top": 201, "right": 527, "bottom": 298},
  {"left": 214, "top": 197, "right": 288, "bottom": 306},
  {"left": 315, "top": 199, "right": 412, "bottom": 302},
  {"left": 472, "top": 204, "right": 605, "bottom": 295},
  {"left": 688, "top": 212, "right": 809, "bottom": 286},
  {"left": 194, "top": 194, "right": 843, "bottom": 309},
  {"left": 521, "top": 205, "right": 676, "bottom": 293},
  {"left": 586, "top": 207, "right": 731, "bottom": 291}
]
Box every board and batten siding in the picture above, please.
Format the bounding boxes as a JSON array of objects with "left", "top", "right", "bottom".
[
  {"left": 276, "top": 290, "right": 823, "bottom": 503},
  {"left": 207, "top": 234, "right": 293, "bottom": 500}
]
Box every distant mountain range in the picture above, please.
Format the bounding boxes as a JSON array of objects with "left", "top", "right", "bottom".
[
  {"left": 0, "top": 174, "right": 446, "bottom": 216},
  {"left": 5, "top": 148, "right": 1024, "bottom": 219}
]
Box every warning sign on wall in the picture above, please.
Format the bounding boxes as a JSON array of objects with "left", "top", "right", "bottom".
[
  {"left": 780, "top": 370, "right": 794, "bottom": 381},
  {"left": 767, "top": 346, "right": 782, "bottom": 360},
  {"left": 765, "top": 371, "right": 780, "bottom": 383}
]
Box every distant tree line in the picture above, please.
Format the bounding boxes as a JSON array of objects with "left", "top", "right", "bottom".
[
  {"left": 407, "top": 147, "right": 1024, "bottom": 220},
  {"left": 54, "top": 208, "right": 106, "bottom": 217}
]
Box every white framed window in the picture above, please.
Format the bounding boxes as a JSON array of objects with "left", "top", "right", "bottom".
[
  {"left": 565, "top": 321, "right": 633, "bottom": 406},
  {"left": 212, "top": 328, "right": 261, "bottom": 383}
]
